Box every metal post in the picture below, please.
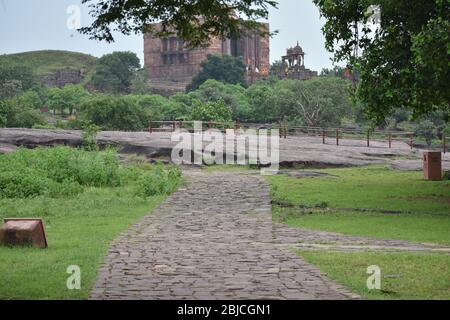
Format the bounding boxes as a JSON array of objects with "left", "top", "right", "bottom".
[
  {"left": 322, "top": 128, "right": 326, "bottom": 144},
  {"left": 208, "top": 121, "right": 212, "bottom": 129},
  {"left": 172, "top": 121, "right": 176, "bottom": 132},
  {"left": 336, "top": 128, "right": 339, "bottom": 146},
  {"left": 389, "top": 133, "right": 392, "bottom": 149},
  {"left": 284, "top": 125, "right": 287, "bottom": 139},
  {"left": 444, "top": 136, "right": 447, "bottom": 154},
  {"left": 148, "top": 118, "right": 152, "bottom": 134},
  {"left": 367, "top": 131, "right": 370, "bottom": 147}
]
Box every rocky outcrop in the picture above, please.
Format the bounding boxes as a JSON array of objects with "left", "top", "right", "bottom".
[
  {"left": 1, "top": 128, "right": 449, "bottom": 170},
  {"left": 39, "top": 68, "right": 85, "bottom": 88}
]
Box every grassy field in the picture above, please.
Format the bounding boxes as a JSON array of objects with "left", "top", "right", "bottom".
[
  {"left": 0, "top": 186, "right": 165, "bottom": 299},
  {"left": 268, "top": 165, "right": 450, "bottom": 300},
  {"left": 269, "top": 166, "right": 450, "bottom": 244},
  {"left": 268, "top": 166, "right": 450, "bottom": 215},
  {"left": 298, "top": 251, "right": 450, "bottom": 300},
  {"left": 0, "top": 147, "right": 181, "bottom": 299}
]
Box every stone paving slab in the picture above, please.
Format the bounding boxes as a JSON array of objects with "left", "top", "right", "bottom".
[{"left": 90, "top": 171, "right": 359, "bottom": 300}]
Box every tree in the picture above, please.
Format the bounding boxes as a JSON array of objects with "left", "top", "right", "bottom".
[
  {"left": 190, "top": 79, "right": 252, "bottom": 121},
  {"left": 79, "top": 0, "right": 276, "bottom": 47},
  {"left": 187, "top": 55, "right": 246, "bottom": 92},
  {"left": 47, "top": 84, "right": 90, "bottom": 115},
  {"left": 0, "top": 63, "right": 36, "bottom": 99},
  {"left": 314, "top": 0, "right": 450, "bottom": 123},
  {"left": 90, "top": 51, "right": 141, "bottom": 93},
  {"left": 190, "top": 99, "right": 233, "bottom": 122},
  {"left": 415, "top": 120, "right": 436, "bottom": 147},
  {"left": 0, "top": 98, "right": 45, "bottom": 128},
  {"left": 270, "top": 78, "right": 353, "bottom": 126},
  {"left": 79, "top": 95, "right": 148, "bottom": 130}
]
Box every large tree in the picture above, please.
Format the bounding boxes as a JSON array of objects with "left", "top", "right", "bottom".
[
  {"left": 186, "top": 54, "right": 246, "bottom": 92},
  {"left": 314, "top": 0, "right": 450, "bottom": 123},
  {"left": 90, "top": 51, "right": 141, "bottom": 93},
  {"left": 79, "top": 0, "right": 277, "bottom": 47}
]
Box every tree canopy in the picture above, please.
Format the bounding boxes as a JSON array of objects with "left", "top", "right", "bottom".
[
  {"left": 313, "top": 0, "right": 450, "bottom": 123},
  {"left": 186, "top": 54, "right": 247, "bottom": 92},
  {"left": 79, "top": 0, "right": 277, "bottom": 47},
  {"left": 90, "top": 51, "right": 141, "bottom": 93}
]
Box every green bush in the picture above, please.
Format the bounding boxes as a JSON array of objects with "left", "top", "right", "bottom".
[
  {"left": 0, "top": 147, "right": 122, "bottom": 198},
  {"left": 189, "top": 99, "right": 233, "bottom": 122},
  {"left": 135, "top": 164, "right": 182, "bottom": 197},
  {"left": 415, "top": 120, "right": 437, "bottom": 146}
]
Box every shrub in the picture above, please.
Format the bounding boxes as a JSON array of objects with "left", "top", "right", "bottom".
[
  {"left": 189, "top": 99, "right": 233, "bottom": 122},
  {"left": 415, "top": 120, "right": 437, "bottom": 147},
  {"left": 79, "top": 95, "right": 148, "bottom": 130},
  {"left": 135, "top": 164, "right": 182, "bottom": 197},
  {"left": 0, "top": 147, "right": 122, "bottom": 198}
]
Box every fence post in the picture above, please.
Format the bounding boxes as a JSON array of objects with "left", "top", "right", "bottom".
[
  {"left": 444, "top": 136, "right": 447, "bottom": 154},
  {"left": 410, "top": 133, "right": 414, "bottom": 150},
  {"left": 208, "top": 121, "right": 212, "bottom": 129},
  {"left": 172, "top": 121, "right": 176, "bottom": 132},
  {"left": 367, "top": 131, "right": 370, "bottom": 147},
  {"left": 284, "top": 125, "right": 287, "bottom": 139},
  {"left": 322, "top": 128, "right": 326, "bottom": 144},
  {"left": 148, "top": 118, "right": 152, "bottom": 134},
  {"left": 336, "top": 128, "right": 339, "bottom": 146},
  {"left": 389, "top": 133, "right": 392, "bottom": 149}
]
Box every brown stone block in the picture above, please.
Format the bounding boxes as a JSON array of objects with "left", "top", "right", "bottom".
[
  {"left": 0, "top": 218, "right": 48, "bottom": 248},
  {"left": 423, "top": 152, "right": 442, "bottom": 181}
]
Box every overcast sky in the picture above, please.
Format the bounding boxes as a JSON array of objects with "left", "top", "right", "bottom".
[{"left": 0, "top": 0, "right": 335, "bottom": 72}]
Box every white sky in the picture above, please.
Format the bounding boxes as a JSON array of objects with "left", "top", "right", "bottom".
[{"left": 0, "top": 0, "right": 335, "bottom": 72}]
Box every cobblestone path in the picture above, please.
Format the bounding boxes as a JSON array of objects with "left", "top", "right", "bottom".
[{"left": 90, "top": 171, "right": 360, "bottom": 300}]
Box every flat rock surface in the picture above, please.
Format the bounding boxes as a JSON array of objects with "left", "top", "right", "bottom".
[
  {"left": 1, "top": 129, "right": 449, "bottom": 170},
  {"left": 90, "top": 171, "right": 359, "bottom": 300}
]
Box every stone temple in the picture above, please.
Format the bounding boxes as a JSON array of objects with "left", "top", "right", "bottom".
[
  {"left": 277, "top": 42, "right": 318, "bottom": 80},
  {"left": 144, "top": 22, "right": 270, "bottom": 95}
]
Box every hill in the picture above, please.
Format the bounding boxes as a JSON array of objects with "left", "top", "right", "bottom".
[{"left": 0, "top": 50, "right": 98, "bottom": 87}]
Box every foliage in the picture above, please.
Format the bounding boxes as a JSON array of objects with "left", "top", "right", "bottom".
[
  {"left": 135, "top": 164, "right": 182, "bottom": 197},
  {"left": 0, "top": 147, "right": 125, "bottom": 198},
  {"left": 90, "top": 51, "right": 141, "bottom": 93},
  {"left": 415, "top": 120, "right": 437, "bottom": 147},
  {"left": 0, "top": 50, "right": 97, "bottom": 77},
  {"left": 130, "top": 68, "right": 150, "bottom": 94},
  {"left": 79, "top": 94, "right": 148, "bottom": 130},
  {"left": 314, "top": 0, "right": 450, "bottom": 122},
  {"left": 0, "top": 63, "right": 36, "bottom": 99},
  {"left": 187, "top": 55, "right": 246, "bottom": 92},
  {"left": 46, "top": 84, "right": 90, "bottom": 115},
  {"left": 79, "top": 0, "right": 276, "bottom": 47},
  {"left": 81, "top": 122, "right": 100, "bottom": 151},
  {"left": 0, "top": 98, "right": 45, "bottom": 128},
  {"left": 189, "top": 99, "right": 233, "bottom": 122},
  {"left": 190, "top": 79, "right": 252, "bottom": 121}
]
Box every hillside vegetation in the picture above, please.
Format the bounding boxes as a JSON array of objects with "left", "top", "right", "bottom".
[{"left": 0, "top": 50, "right": 97, "bottom": 76}]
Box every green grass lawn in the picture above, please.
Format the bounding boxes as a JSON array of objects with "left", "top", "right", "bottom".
[
  {"left": 274, "top": 208, "right": 450, "bottom": 245},
  {"left": 269, "top": 165, "right": 450, "bottom": 300},
  {"left": 297, "top": 251, "right": 450, "bottom": 300},
  {"left": 268, "top": 166, "right": 450, "bottom": 215},
  {"left": 0, "top": 186, "right": 165, "bottom": 299}
]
